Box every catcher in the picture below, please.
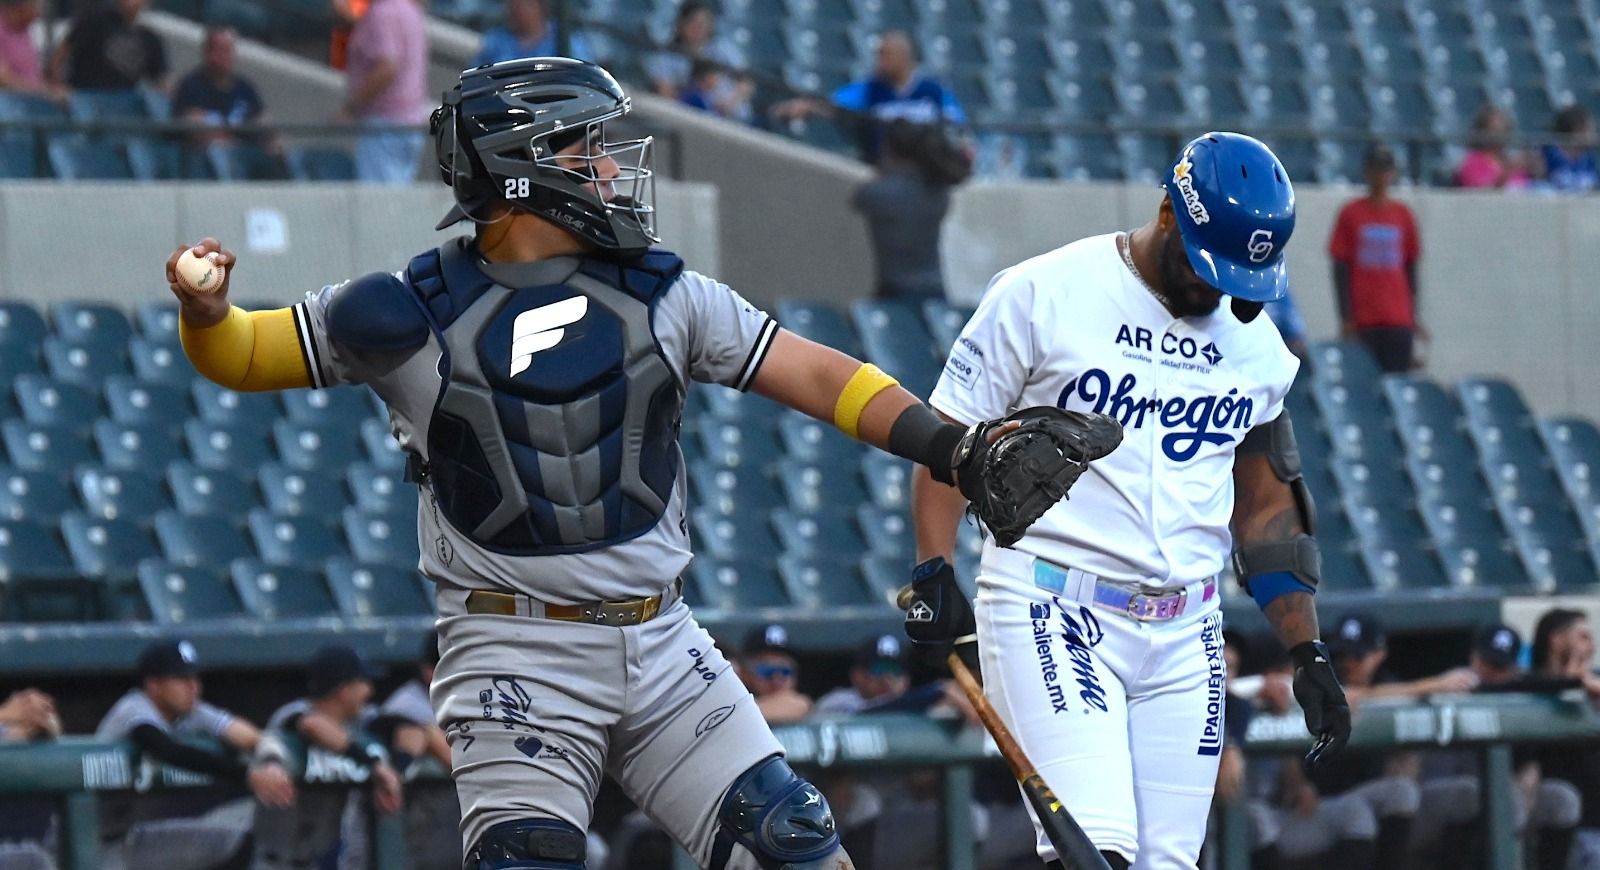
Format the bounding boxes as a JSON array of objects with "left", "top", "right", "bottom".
[
  {"left": 905, "top": 132, "right": 1351, "bottom": 869},
  {"left": 165, "top": 58, "right": 1115, "bottom": 870}
]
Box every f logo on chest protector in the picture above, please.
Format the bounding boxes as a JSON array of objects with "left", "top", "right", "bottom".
[{"left": 508, "top": 296, "right": 588, "bottom": 377}]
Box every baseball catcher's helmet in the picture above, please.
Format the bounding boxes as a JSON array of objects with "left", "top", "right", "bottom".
[
  {"left": 1162, "top": 132, "right": 1295, "bottom": 303},
  {"left": 430, "top": 57, "right": 657, "bottom": 255}
]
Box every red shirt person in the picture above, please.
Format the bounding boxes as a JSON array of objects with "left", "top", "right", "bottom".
[{"left": 1329, "top": 144, "right": 1422, "bottom": 373}]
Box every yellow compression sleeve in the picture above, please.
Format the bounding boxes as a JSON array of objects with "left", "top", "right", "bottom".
[
  {"left": 179, "top": 306, "right": 313, "bottom": 392},
  {"left": 833, "top": 363, "right": 900, "bottom": 440}
]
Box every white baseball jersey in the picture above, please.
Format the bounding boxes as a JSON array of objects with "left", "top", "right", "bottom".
[{"left": 930, "top": 233, "right": 1299, "bottom": 587}]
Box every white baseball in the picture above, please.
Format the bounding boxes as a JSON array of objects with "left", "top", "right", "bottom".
[{"left": 175, "top": 248, "right": 226, "bottom": 294}]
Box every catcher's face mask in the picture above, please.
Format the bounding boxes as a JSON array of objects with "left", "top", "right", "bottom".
[{"left": 543, "top": 120, "right": 657, "bottom": 240}]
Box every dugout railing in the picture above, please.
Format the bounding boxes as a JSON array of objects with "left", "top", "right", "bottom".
[{"left": 1, "top": 693, "right": 1597, "bottom": 870}]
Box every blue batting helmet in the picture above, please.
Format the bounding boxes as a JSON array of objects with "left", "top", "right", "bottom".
[{"left": 1162, "top": 132, "right": 1295, "bottom": 303}]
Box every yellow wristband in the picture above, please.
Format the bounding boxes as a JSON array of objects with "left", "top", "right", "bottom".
[{"left": 833, "top": 363, "right": 900, "bottom": 440}]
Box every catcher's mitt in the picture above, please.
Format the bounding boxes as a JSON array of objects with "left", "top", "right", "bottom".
[{"left": 953, "top": 407, "right": 1124, "bottom": 548}]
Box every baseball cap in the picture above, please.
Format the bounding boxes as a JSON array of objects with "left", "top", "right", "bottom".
[
  {"left": 137, "top": 639, "right": 200, "bottom": 680},
  {"left": 1328, "top": 613, "right": 1386, "bottom": 659},
  {"left": 306, "top": 644, "right": 380, "bottom": 698},
  {"left": 743, "top": 624, "right": 794, "bottom": 658},
  {"left": 1474, "top": 623, "right": 1523, "bottom": 669},
  {"left": 855, "top": 634, "right": 908, "bottom": 673}
]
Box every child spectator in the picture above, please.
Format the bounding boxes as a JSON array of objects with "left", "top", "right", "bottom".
[
  {"left": 1540, "top": 104, "right": 1599, "bottom": 194},
  {"left": 1457, "top": 103, "right": 1532, "bottom": 189},
  {"left": 1329, "top": 143, "right": 1423, "bottom": 373}
]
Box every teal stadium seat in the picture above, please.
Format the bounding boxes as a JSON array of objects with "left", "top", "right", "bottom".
[
  {"left": 74, "top": 466, "right": 169, "bottom": 522},
  {"left": 128, "top": 337, "right": 194, "bottom": 386},
  {"left": 1309, "top": 341, "right": 1384, "bottom": 391},
  {"left": 287, "top": 146, "right": 356, "bottom": 181},
  {"left": 271, "top": 421, "right": 364, "bottom": 472},
  {"left": 345, "top": 462, "right": 409, "bottom": 514},
  {"left": 184, "top": 420, "right": 275, "bottom": 469},
  {"left": 229, "top": 558, "right": 337, "bottom": 619},
  {"left": 690, "top": 508, "right": 782, "bottom": 561},
  {"left": 154, "top": 510, "right": 253, "bottom": 567},
  {"left": 59, "top": 512, "right": 158, "bottom": 593},
  {"left": 860, "top": 554, "right": 913, "bottom": 608},
  {"left": 775, "top": 458, "right": 868, "bottom": 513},
  {"left": 43, "top": 337, "right": 128, "bottom": 385},
  {"left": 923, "top": 300, "right": 973, "bottom": 357},
  {"left": 324, "top": 557, "right": 431, "bottom": 618},
  {"left": 207, "top": 141, "right": 289, "bottom": 181},
  {"left": 167, "top": 462, "right": 260, "bottom": 517},
  {"left": 856, "top": 505, "right": 913, "bottom": 561},
  {"left": 135, "top": 301, "right": 180, "bottom": 344},
  {"left": 359, "top": 418, "right": 406, "bottom": 470},
  {"left": 696, "top": 419, "right": 781, "bottom": 470},
  {"left": 861, "top": 453, "right": 912, "bottom": 511},
  {"left": 191, "top": 379, "right": 279, "bottom": 428},
  {"left": 104, "top": 376, "right": 190, "bottom": 426},
  {"left": 247, "top": 509, "right": 346, "bottom": 569},
  {"left": 94, "top": 420, "right": 185, "bottom": 471},
  {"left": 686, "top": 558, "right": 790, "bottom": 610},
  {"left": 701, "top": 388, "right": 784, "bottom": 425},
  {"left": 340, "top": 507, "right": 420, "bottom": 568},
  {"left": 778, "top": 411, "right": 859, "bottom": 465},
  {"left": 687, "top": 461, "right": 783, "bottom": 516},
  {"left": 137, "top": 561, "right": 244, "bottom": 623},
  {"left": 776, "top": 553, "right": 872, "bottom": 608},
  {"left": 48, "top": 302, "right": 133, "bottom": 345},
  {"left": 258, "top": 462, "right": 349, "bottom": 516},
  {"left": 47, "top": 137, "right": 134, "bottom": 180},
  {"left": 850, "top": 300, "right": 941, "bottom": 400},
  {"left": 0, "top": 519, "right": 90, "bottom": 622},
  {"left": 0, "top": 468, "right": 74, "bottom": 522},
  {"left": 13, "top": 375, "right": 100, "bottom": 426},
  {"left": 1, "top": 421, "right": 96, "bottom": 472},
  {"left": 774, "top": 300, "right": 862, "bottom": 358},
  {"left": 1540, "top": 418, "right": 1600, "bottom": 541},
  {"left": 280, "top": 388, "right": 376, "bottom": 428},
  {"left": 1418, "top": 493, "right": 1530, "bottom": 590},
  {"left": 0, "top": 341, "right": 40, "bottom": 380},
  {"left": 0, "top": 303, "right": 46, "bottom": 349},
  {"left": 772, "top": 508, "right": 867, "bottom": 558}
]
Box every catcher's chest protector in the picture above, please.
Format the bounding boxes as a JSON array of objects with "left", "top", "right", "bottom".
[{"left": 404, "top": 241, "right": 685, "bottom": 556}]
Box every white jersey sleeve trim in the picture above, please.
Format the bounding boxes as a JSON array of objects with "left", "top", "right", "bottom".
[
  {"left": 291, "top": 301, "right": 327, "bottom": 390},
  {"left": 733, "top": 316, "right": 778, "bottom": 392}
]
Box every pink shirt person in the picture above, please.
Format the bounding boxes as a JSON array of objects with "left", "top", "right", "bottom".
[
  {"left": 0, "top": 0, "right": 43, "bottom": 91},
  {"left": 345, "top": 0, "right": 427, "bottom": 123}
]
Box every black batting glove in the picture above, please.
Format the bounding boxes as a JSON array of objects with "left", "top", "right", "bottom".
[
  {"left": 1290, "top": 640, "right": 1351, "bottom": 770},
  {"left": 902, "top": 557, "right": 979, "bottom": 672}
]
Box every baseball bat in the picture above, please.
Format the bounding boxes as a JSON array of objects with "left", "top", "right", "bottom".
[{"left": 947, "top": 652, "right": 1111, "bottom": 870}]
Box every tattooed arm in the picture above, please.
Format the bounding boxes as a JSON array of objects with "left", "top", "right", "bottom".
[{"left": 1232, "top": 452, "right": 1320, "bottom": 647}]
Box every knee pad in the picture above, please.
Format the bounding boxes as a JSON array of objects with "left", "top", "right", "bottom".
[
  {"left": 713, "top": 755, "right": 845, "bottom": 870},
  {"left": 464, "top": 818, "right": 586, "bottom": 869}
]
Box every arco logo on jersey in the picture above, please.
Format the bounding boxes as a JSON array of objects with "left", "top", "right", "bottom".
[
  {"left": 1056, "top": 368, "right": 1255, "bottom": 461},
  {"left": 1114, "top": 325, "right": 1223, "bottom": 369}
]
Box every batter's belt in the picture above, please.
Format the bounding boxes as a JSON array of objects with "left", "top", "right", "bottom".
[{"left": 463, "top": 578, "right": 683, "bottom": 626}]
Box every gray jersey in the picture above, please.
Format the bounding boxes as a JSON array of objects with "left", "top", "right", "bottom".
[
  {"left": 379, "top": 679, "right": 433, "bottom": 727},
  {"left": 292, "top": 257, "right": 775, "bottom": 601},
  {"left": 812, "top": 687, "right": 869, "bottom": 717},
  {"left": 95, "top": 690, "right": 234, "bottom": 741}
]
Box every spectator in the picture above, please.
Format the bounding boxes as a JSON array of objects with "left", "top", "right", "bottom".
[
  {"left": 328, "top": 0, "right": 369, "bottom": 70},
  {"left": 1529, "top": 609, "right": 1600, "bottom": 867},
  {"left": 373, "top": 632, "right": 461, "bottom": 870},
  {"left": 252, "top": 644, "right": 402, "bottom": 870},
  {"left": 736, "top": 623, "right": 812, "bottom": 723},
  {"left": 1532, "top": 607, "right": 1600, "bottom": 697},
  {"left": 814, "top": 634, "right": 913, "bottom": 716},
  {"left": 852, "top": 119, "right": 966, "bottom": 301},
  {"left": 95, "top": 639, "right": 295, "bottom": 870},
  {"left": 0, "top": 0, "right": 59, "bottom": 100},
  {"left": 643, "top": 0, "right": 739, "bottom": 99},
  {"left": 341, "top": 0, "right": 427, "bottom": 184},
  {"left": 170, "top": 28, "right": 264, "bottom": 148},
  {"left": 678, "top": 57, "right": 753, "bottom": 123},
  {"left": 472, "top": 0, "right": 591, "bottom": 67},
  {"left": 0, "top": 687, "right": 58, "bottom": 742},
  {"left": 50, "top": 0, "right": 166, "bottom": 91},
  {"left": 1539, "top": 104, "right": 1599, "bottom": 194},
  {"left": 1329, "top": 143, "right": 1423, "bottom": 374},
  {"left": 1457, "top": 103, "right": 1532, "bottom": 189},
  {"left": 773, "top": 30, "right": 966, "bottom": 164}
]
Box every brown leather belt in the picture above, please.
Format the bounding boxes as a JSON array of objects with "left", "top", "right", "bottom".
[{"left": 464, "top": 578, "right": 683, "bottom": 626}]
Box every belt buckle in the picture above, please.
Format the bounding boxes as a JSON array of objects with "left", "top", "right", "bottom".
[
  {"left": 591, "top": 595, "right": 658, "bottom": 626},
  {"left": 1127, "top": 588, "right": 1187, "bottom": 621}
]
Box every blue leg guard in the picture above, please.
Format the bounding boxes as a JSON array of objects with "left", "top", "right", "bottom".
[
  {"left": 711, "top": 755, "right": 852, "bottom": 869},
  {"left": 463, "top": 818, "right": 587, "bottom": 869}
]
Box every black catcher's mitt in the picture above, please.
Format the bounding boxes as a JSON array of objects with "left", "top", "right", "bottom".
[{"left": 952, "top": 407, "right": 1124, "bottom": 548}]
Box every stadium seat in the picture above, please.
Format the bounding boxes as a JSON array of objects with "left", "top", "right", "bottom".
[
  {"left": 0, "top": 131, "right": 36, "bottom": 178},
  {"left": 191, "top": 379, "right": 279, "bottom": 428},
  {"left": 1541, "top": 418, "right": 1600, "bottom": 520},
  {"left": 0, "top": 519, "right": 91, "bottom": 622},
  {"left": 861, "top": 453, "right": 912, "bottom": 511},
  {"left": 65, "top": 89, "right": 148, "bottom": 122},
  {"left": 772, "top": 508, "right": 866, "bottom": 558},
  {"left": 340, "top": 507, "right": 420, "bottom": 568},
  {"left": 685, "top": 557, "right": 790, "bottom": 610},
  {"left": 183, "top": 420, "right": 275, "bottom": 469},
  {"left": 135, "top": 301, "right": 180, "bottom": 343},
  {"left": 271, "top": 421, "right": 364, "bottom": 472},
  {"left": 104, "top": 376, "right": 189, "bottom": 426},
  {"left": 59, "top": 512, "right": 158, "bottom": 584},
  {"left": 923, "top": 300, "right": 973, "bottom": 356},
  {"left": 0, "top": 341, "right": 40, "bottom": 380},
  {"left": 1406, "top": 455, "right": 1492, "bottom": 505},
  {"left": 1308, "top": 341, "right": 1384, "bottom": 390},
  {"left": 0, "top": 468, "right": 74, "bottom": 522},
  {"left": 1383, "top": 374, "right": 1462, "bottom": 437},
  {"left": 1329, "top": 459, "right": 1415, "bottom": 506},
  {"left": 44, "top": 337, "right": 132, "bottom": 385},
  {"left": 324, "top": 557, "right": 430, "bottom": 618},
  {"left": 93, "top": 420, "right": 184, "bottom": 471},
  {"left": 13, "top": 374, "right": 100, "bottom": 426},
  {"left": 167, "top": 462, "right": 259, "bottom": 517},
  {"left": 1418, "top": 493, "right": 1530, "bottom": 590},
  {"left": 775, "top": 458, "right": 868, "bottom": 512},
  {"left": 258, "top": 462, "right": 349, "bottom": 516},
  {"left": 701, "top": 388, "right": 785, "bottom": 424},
  {"left": 247, "top": 509, "right": 346, "bottom": 569},
  {"left": 777, "top": 554, "right": 872, "bottom": 608},
  {"left": 346, "top": 461, "right": 409, "bottom": 514},
  {"left": 774, "top": 299, "right": 862, "bottom": 358},
  {"left": 360, "top": 417, "right": 406, "bottom": 470},
  {"left": 137, "top": 561, "right": 244, "bottom": 624},
  {"left": 207, "top": 141, "right": 289, "bottom": 181},
  {"left": 287, "top": 146, "right": 356, "bottom": 181},
  {"left": 1, "top": 421, "right": 96, "bottom": 472},
  {"left": 48, "top": 302, "right": 133, "bottom": 345},
  {"left": 856, "top": 505, "right": 913, "bottom": 561},
  {"left": 1457, "top": 378, "right": 1533, "bottom": 429},
  {"left": 690, "top": 508, "right": 782, "bottom": 561},
  {"left": 687, "top": 461, "right": 783, "bottom": 516},
  {"left": 1355, "top": 530, "right": 1448, "bottom": 592},
  {"left": 696, "top": 418, "right": 782, "bottom": 470},
  {"left": 229, "top": 558, "right": 337, "bottom": 619},
  {"left": 125, "top": 136, "right": 185, "bottom": 181},
  {"left": 777, "top": 412, "right": 859, "bottom": 465},
  {"left": 47, "top": 136, "right": 134, "bottom": 180},
  {"left": 154, "top": 510, "right": 253, "bottom": 567},
  {"left": 74, "top": 466, "right": 169, "bottom": 522},
  {"left": 128, "top": 337, "right": 193, "bottom": 386},
  {"left": 280, "top": 388, "right": 375, "bottom": 428},
  {"left": 851, "top": 300, "right": 941, "bottom": 399},
  {"left": 0, "top": 303, "right": 46, "bottom": 349}
]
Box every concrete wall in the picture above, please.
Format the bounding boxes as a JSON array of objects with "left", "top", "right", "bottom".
[
  {"left": 0, "top": 180, "right": 719, "bottom": 305},
  {"left": 944, "top": 182, "right": 1600, "bottom": 418}
]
